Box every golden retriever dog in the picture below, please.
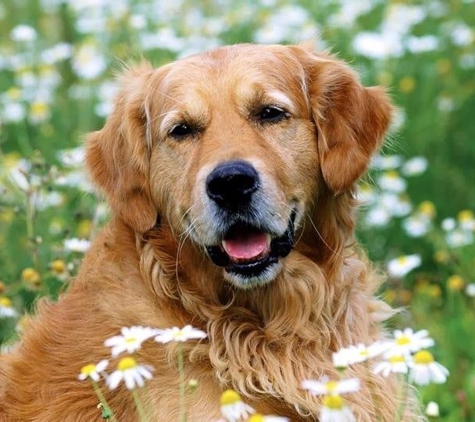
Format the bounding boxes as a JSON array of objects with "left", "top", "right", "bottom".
[{"left": 0, "top": 44, "right": 416, "bottom": 421}]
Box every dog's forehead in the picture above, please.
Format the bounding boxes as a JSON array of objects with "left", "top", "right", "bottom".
[{"left": 158, "top": 45, "right": 307, "bottom": 106}]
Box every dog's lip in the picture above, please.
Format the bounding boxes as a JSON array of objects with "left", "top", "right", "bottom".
[{"left": 205, "top": 211, "right": 296, "bottom": 276}]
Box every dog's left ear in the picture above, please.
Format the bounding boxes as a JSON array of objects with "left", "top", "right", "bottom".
[
  {"left": 85, "top": 63, "right": 157, "bottom": 232},
  {"left": 306, "top": 54, "right": 392, "bottom": 193}
]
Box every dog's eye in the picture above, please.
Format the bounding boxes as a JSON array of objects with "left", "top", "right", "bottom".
[
  {"left": 169, "top": 123, "right": 193, "bottom": 139},
  {"left": 257, "top": 106, "right": 289, "bottom": 123}
]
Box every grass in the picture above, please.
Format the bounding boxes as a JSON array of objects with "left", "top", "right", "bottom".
[{"left": 1, "top": 0, "right": 474, "bottom": 420}]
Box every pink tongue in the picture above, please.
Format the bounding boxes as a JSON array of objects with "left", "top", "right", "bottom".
[{"left": 223, "top": 232, "right": 269, "bottom": 260}]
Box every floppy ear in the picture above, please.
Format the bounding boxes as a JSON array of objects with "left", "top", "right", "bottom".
[
  {"left": 308, "top": 56, "right": 392, "bottom": 193},
  {"left": 85, "top": 63, "right": 157, "bottom": 233}
]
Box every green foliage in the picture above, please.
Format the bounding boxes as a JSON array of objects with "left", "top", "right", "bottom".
[{"left": 1, "top": 0, "right": 474, "bottom": 419}]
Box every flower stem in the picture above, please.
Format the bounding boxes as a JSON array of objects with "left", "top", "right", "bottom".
[
  {"left": 132, "top": 389, "right": 148, "bottom": 422},
  {"left": 177, "top": 342, "right": 186, "bottom": 422},
  {"left": 395, "top": 374, "right": 408, "bottom": 422},
  {"left": 91, "top": 380, "right": 116, "bottom": 421}
]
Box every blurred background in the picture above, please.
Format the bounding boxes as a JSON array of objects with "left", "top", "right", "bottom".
[{"left": 0, "top": 0, "right": 474, "bottom": 420}]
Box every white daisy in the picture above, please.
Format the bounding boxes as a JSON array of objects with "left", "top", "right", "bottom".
[
  {"left": 0, "top": 297, "right": 19, "bottom": 319},
  {"left": 408, "top": 350, "right": 449, "bottom": 386},
  {"left": 154, "top": 325, "right": 207, "bottom": 343},
  {"left": 220, "top": 389, "right": 254, "bottom": 422},
  {"left": 104, "top": 326, "right": 157, "bottom": 357},
  {"left": 302, "top": 377, "right": 360, "bottom": 396},
  {"left": 106, "top": 356, "right": 154, "bottom": 390},
  {"left": 388, "top": 328, "right": 435, "bottom": 357},
  {"left": 373, "top": 355, "right": 409, "bottom": 377},
  {"left": 401, "top": 156, "right": 428, "bottom": 176},
  {"left": 387, "top": 255, "right": 421, "bottom": 278},
  {"left": 320, "top": 394, "right": 356, "bottom": 422},
  {"left": 333, "top": 342, "right": 388, "bottom": 368},
  {"left": 78, "top": 360, "right": 109, "bottom": 382}
]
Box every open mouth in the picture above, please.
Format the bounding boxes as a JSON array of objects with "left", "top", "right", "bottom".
[{"left": 206, "top": 211, "right": 296, "bottom": 279}]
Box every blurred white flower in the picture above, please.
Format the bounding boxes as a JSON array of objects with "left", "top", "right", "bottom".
[
  {"left": 154, "top": 325, "right": 207, "bottom": 343},
  {"left": 107, "top": 356, "right": 154, "bottom": 390},
  {"left": 78, "top": 359, "right": 109, "bottom": 382},
  {"left": 458, "top": 210, "right": 475, "bottom": 231},
  {"left": 1, "top": 102, "right": 26, "bottom": 123},
  {"left": 437, "top": 96, "right": 454, "bottom": 113},
  {"left": 302, "top": 377, "right": 360, "bottom": 396},
  {"left": 40, "top": 43, "right": 73, "bottom": 64},
  {"left": 373, "top": 354, "right": 409, "bottom": 377},
  {"left": 356, "top": 184, "right": 377, "bottom": 204},
  {"left": 29, "top": 101, "right": 51, "bottom": 124},
  {"left": 408, "top": 350, "right": 449, "bottom": 386},
  {"left": 441, "top": 218, "right": 456, "bottom": 231},
  {"left": 381, "top": 193, "right": 412, "bottom": 217},
  {"left": 426, "top": 401, "right": 440, "bottom": 417},
  {"left": 378, "top": 171, "right": 407, "bottom": 193},
  {"left": 388, "top": 328, "right": 435, "bottom": 357},
  {"left": 72, "top": 43, "right": 107, "bottom": 80},
  {"left": 352, "top": 31, "right": 404, "bottom": 60},
  {"left": 320, "top": 394, "right": 356, "bottom": 422},
  {"left": 450, "top": 23, "right": 474, "bottom": 46},
  {"left": 387, "top": 255, "right": 421, "bottom": 278},
  {"left": 220, "top": 389, "right": 254, "bottom": 422},
  {"left": 333, "top": 342, "right": 388, "bottom": 368},
  {"left": 403, "top": 215, "right": 431, "bottom": 238},
  {"left": 10, "top": 25, "right": 37, "bottom": 42},
  {"left": 105, "top": 326, "right": 158, "bottom": 357},
  {"left": 465, "top": 283, "right": 475, "bottom": 297},
  {"left": 0, "top": 297, "right": 19, "bottom": 319},
  {"left": 402, "top": 157, "right": 428, "bottom": 176},
  {"left": 445, "top": 229, "right": 473, "bottom": 247},
  {"left": 365, "top": 206, "right": 391, "bottom": 227},
  {"left": 64, "top": 238, "right": 90, "bottom": 253},
  {"left": 57, "top": 147, "right": 85, "bottom": 167},
  {"left": 371, "top": 155, "right": 403, "bottom": 170},
  {"left": 36, "top": 191, "right": 64, "bottom": 210},
  {"left": 406, "top": 36, "right": 438, "bottom": 53}
]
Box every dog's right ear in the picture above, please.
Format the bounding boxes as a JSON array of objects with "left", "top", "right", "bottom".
[{"left": 85, "top": 63, "right": 158, "bottom": 233}]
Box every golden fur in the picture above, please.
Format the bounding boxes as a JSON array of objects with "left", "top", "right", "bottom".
[{"left": 0, "top": 44, "right": 420, "bottom": 421}]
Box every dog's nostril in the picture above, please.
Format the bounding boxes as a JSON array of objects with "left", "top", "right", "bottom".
[{"left": 206, "top": 160, "right": 259, "bottom": 207}]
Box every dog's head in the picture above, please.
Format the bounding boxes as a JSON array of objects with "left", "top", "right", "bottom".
[{"left": 86, "top": 44, "right": 391, "bottom": 289}]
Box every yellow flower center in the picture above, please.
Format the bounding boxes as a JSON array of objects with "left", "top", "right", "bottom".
[
  {"left": 396, "top": 256, "right": 408, "bottom": 265},
  {"left": 0, "top": 297, "right": 12, "bottom": 307},
  {"left": 172, "top": 331, "right": 186, "bottom": 340},
  {"left": 325, "top": 380, "right": 338, "bottom": 393},
  {"left": 125, "top": 337, "right": 138, "bottom": 344},
  {"left": 418, "top": 201, "right": 436, "bottom": 218},
  {"left": 458, "top": 210, "right": 474, "bottom": 222},
  {"left": 414, "top": 350, "right": 434, "bottom": 365},
  {"left": 118, "top": 357, "right": 137, "bottom": 371},
  {"left": 447, "top": 275, "right": 464, "bottom": 291},
  {"left": 21, "top": 268, "right": 40, "bottom": 284},
  {"left": 385, "top": 170, "right": 399, "bottom": 179},
  {"left": 323, "top": 394, "right": 344, "bottom": 410},
  {"left": 50, "top": 259, "right": 66, "bottom": 274},
  {"left": 80, "top": 363, "right": 96, "bottom": 376},
  {"left": 220, "top": 389, "right": 241, "bottom": 406},
  {"left": 396, "top": 335, "right": 411, "bottom": 346},
  {"left": 248, "top": 414, "right": 265, "bottom": 422},
  {"left": 389, "top": 355, "right": 405, "bottom": 364},
  {"left": 30, "top": 102, "right": 49, "bottom": 116}
]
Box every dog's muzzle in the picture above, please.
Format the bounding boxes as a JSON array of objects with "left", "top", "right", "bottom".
[{"left": 203, "top": 160, "right": 296, "bottom": 281}]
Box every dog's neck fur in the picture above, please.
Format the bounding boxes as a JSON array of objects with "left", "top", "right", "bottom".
[{"left": 132, "top": 202, "right": 399, "bottom": 419}]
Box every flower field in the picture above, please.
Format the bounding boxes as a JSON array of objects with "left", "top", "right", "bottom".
[{"left": 0, "top": 0, "right": 474, "bottom": 420}]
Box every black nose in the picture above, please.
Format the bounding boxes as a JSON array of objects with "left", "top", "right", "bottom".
[{"left": 206, "top": 160, "right": 260, "bottom": 208}]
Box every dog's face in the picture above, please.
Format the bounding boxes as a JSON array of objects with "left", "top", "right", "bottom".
[{"left": 86, "top": 44, "right": 391, "bottom": 289}]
